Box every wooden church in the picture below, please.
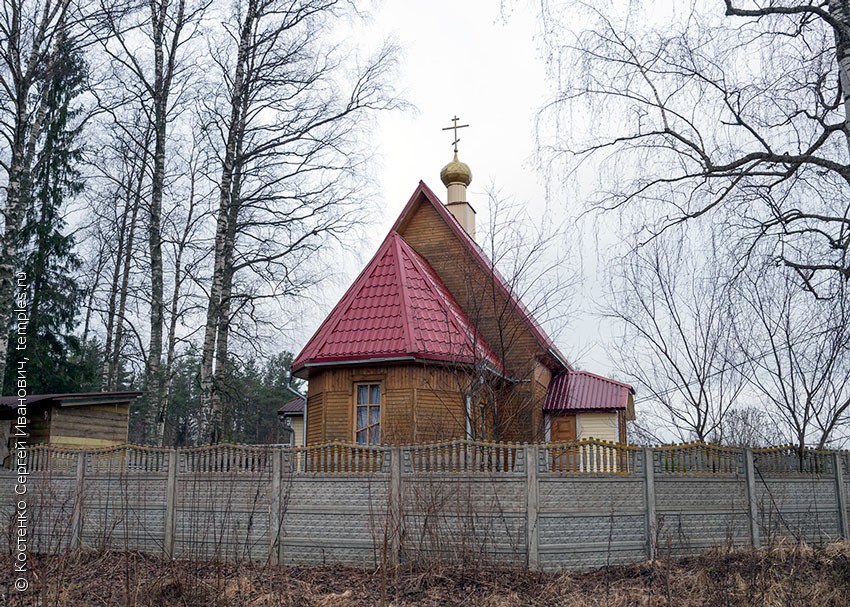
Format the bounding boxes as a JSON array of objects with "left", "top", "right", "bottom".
[{"left": 291, "top": 142, "right": 634, "bottom": 445}]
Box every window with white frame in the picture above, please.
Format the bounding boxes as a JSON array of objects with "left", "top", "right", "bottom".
[{"left": 355, "top": 383, "right": 381, "bottom": 445}]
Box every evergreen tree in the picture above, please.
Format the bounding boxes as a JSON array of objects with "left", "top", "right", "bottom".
[
  {"left": 219, "top": 352, "right": 300, "bottom": 444},
  {"left": 3, "top": 34, "right": 87, "bottom": 394},
  {"left": 128, "top": 351, "right": 301, "bottom": 446}
]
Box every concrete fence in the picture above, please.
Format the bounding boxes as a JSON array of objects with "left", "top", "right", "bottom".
[{"left": 4, "top": 440, "right": 849, "bottom": 571}]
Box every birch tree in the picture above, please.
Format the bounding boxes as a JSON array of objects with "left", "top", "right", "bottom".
[
  {"left": 85, "top": 115, "right": 152, "bottom": 391},
  {"left": 154, "top": 130, "right": 210, "bottom": 444},
  {"left": 199, "top": 0, "right": 401, "bottom": 442},
  {"left": 533, "top": 1, "right": 850, "bottom": 295},
  {"left": 96, "top": 0, "right": 206, "bottom": 418}
]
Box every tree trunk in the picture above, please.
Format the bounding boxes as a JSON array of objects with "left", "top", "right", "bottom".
[
  {"left": 109, "top": 178, "right": 142, "bottom": 389},
  {"left": 144, "top": 0, "right": 186, "bottom": 440},
  {"left": 81, "top": 242, "right": 106, "bottom": 346},
  {"left": 155, "top": 157, "right": 199, "bottom": 446},
  {"left": 101, "top": 196, "right": 131, "bottom": 389},
  {"left": 830, "top": 0, "right": 850, "bottom": 154},
  {"left": 200, "top": 0, "right": 255, "bottom": 443},
  {"left": 0, "top": 154, "right": 29, "bottom": 389},
  {"left": 210, "top": 179, "right": 242, "bottom": 441}
]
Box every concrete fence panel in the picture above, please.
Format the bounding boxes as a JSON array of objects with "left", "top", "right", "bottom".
[{"left": 5, "top": 440, "right": 850, "bottom": 571}]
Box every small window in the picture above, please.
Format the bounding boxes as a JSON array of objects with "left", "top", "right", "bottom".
[{"left": 355, "top": 383, "right": 381, "bottom": 445}]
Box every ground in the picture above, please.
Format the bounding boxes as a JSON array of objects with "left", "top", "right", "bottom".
[{"left": 2, "top": 543, "right": 849, "bottom": 606}]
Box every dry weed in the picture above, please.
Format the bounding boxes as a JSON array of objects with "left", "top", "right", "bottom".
[{"left": 1, "top": 542, "right": 848, "bottom": 606}]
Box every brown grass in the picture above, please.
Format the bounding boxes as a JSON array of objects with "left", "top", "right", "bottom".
[{"left": 3, "top": 542, "right": 849, "bottom": 606}]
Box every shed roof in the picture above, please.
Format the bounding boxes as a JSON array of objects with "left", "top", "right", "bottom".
[
  {"left": 292, "top": 232, "right": 505, "bottom": 376},
  {"left": 543, "top": 372, "right": 634, "bottom": 412},
  {"left": 0, "top": 391, "right": 142, "bottom": 409}
]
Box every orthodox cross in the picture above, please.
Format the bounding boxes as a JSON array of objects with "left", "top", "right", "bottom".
[{"left": 441, "top": 115, "right": 469, "bottom": 153}]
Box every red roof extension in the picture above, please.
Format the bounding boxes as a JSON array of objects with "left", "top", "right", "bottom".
[
  {"left": 543, "top": 371, "right": 634, "bottom": 412},
  {"left": 277, "top": 397, "right": 305, "bottom": 415},
  {"left": 291, "top": 232, "right": 505, "bottom": 375}
]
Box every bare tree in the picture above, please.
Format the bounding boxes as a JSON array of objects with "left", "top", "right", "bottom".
[
  {"left": 155, "top": 129, "right": 210, "bottom": 444},
  {"left": 533, "top": 1, "right": 850, "bottom": 295},
  {"left": 713, "top": 406, "right": 786, "bottom": 448},
  {"left": 84, "top": 115, "right": 152, "bottom": 391},
  {"left": 603, "top": 232, "right": 744, "bottom": 443},
  {"left": 732, "top": 262, "right": 850, "bottom": 451},
  {"left": 424, "top": 188, "right": 576, "bottom": 443},
  {"left": 198, "top": 0, "right": 402, "bottom": 442},
  {"left": 95, "top": 0, "right": 207, "bottom": 423}
]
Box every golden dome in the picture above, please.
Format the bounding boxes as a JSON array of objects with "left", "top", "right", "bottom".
[{"left": 440, "top": 152, "right": 472, "bottom": 187}]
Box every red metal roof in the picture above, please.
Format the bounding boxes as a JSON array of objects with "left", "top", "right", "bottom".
[
  {"left": 292, "top": 232, "right": 505, "bottom": 375},
  {"left": 393, "top": 182, "right": 570, "bottom": 371},
  {"left": 543, "top": 371, "right": 634, "bottom": 412},
  {"left": 277, "top": 397, "right": 304, "bottom": 415}
]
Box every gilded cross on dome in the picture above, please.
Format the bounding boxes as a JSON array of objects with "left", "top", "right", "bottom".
[{"left": 441, "top": 115, "right": 469, "bottom": 153}]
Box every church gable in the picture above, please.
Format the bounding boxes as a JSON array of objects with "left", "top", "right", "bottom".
[{"left": 395, "top": 182, "right": 569, "bottom": 376}]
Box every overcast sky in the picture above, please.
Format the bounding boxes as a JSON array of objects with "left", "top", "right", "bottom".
[{"left": 293, "top": 1, "right": 624, "bottom": 376}]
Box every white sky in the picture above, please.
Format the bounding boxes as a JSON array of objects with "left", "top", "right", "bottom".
[{"left": 290, "top": 1, "right": 622, "bottom": 377}]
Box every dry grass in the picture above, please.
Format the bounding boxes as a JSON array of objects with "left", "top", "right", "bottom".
[{"left": 2, "top": 542, "right": 849, "bottom": 606}]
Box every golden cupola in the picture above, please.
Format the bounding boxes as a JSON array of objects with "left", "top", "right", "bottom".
[
  {"left": 439, "top": 115, "right": 476, "bottom": 238},
  {"left": 440, "top": 152, "right": 472, "bottom": 189}
]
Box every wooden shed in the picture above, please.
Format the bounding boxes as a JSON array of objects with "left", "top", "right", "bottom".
[
  {"left": 0, "top": 392, "right": 141, "bottom": 458},
  {"left": 543, "top": 372, "right": 635, "bottom": 444}
]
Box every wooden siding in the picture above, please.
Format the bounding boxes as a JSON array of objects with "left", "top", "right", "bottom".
[
  {"left": 28, "top": 411, "right": 51, "bottom": 445},
  {"left": 382, "top": 388, "right": 415, "bottom": 443},
  {"left": 324, "top": 392, "right": 352, "bottom": 440},
  {"left": 618, "top": 410, "right": 627, "bottom": 444},
  {"left": 305, "top": 360, "right": 553, "bottom": 444},
  {"left": 531, "top": 362, "right": 552, "bottom": 440},
  {"left": 306, "top": 363, "right": 478, "bottom": 444},
  {"left": 306, "top": 392, "right": 324, "bottom": 445},
  {"left": 413, "top": 389, "right": 465, "bottom": 443},
  {"left": 49, "top": 403, "right": 129, "bottom": 447}
]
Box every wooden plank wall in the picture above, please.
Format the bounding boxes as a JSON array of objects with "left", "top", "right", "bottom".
[
  {"left": 50, "top": 403, "right": 130, "bottom": 446},
  {"left": 307, "top": 365, "right": 470, "bottom": 444},
  {"left": 305, "top": 361, "right": 554, "bottom": 444}
]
